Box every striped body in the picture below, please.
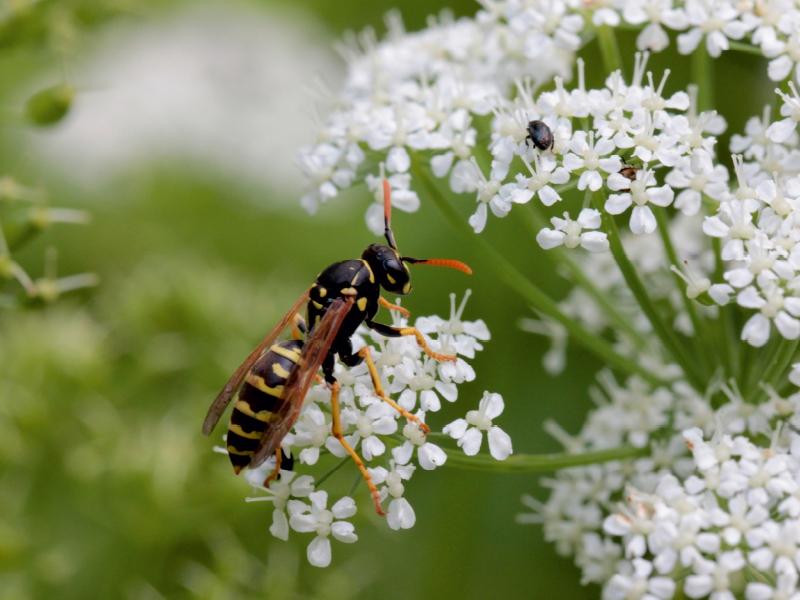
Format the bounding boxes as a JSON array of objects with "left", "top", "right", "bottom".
[{"left": 226, "top": 339, "right": 303, "bottom": 473}]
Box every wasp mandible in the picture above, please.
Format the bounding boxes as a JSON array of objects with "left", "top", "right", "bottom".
[{"left": 202, "top": 180, "right": 471, "bottom": 515}]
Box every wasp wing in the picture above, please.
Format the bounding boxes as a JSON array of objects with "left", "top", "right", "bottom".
[
  {"left": 249, "top": 296, "right": 354, "bottom": 469},
  {"left": 202, "top": 289, "right": 310, "bottom": 436}
]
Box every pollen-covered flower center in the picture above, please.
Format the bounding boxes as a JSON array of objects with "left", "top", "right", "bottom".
[
  {"left": 466, "top": 409, "right": 492, "bottom": 431},
  {"left": 478, "top": 180, "right": 501, "bottom": 203},
  {"left": 526, "top": 171, "right": 552, "bottom": 192},
  {"left": 356, "top": 415, "right": 374, "bottom": 438},
  {"left": 316, "top": 509, "right": 333, "bottom": 537},
  {"left": 689, "top": 173, "right": 709, "bottom": 191},
  {"left": 583, "top": 150, "right": 600, "bottom": 171},
  {"left": 404, "top": 422, "right": 427, "bottom": 445},
  {"left": 631, "top": 180, "right": 650, "bottom": 206},
  {"left": 749, "top": 255, "right": 775, "bottom": 275},
  {"left": 409, "top": 372, "right": 435, "bottom": 391},
  {"left": 700, "top": 16, "right": 725, "bottom": 33},
  {"left": 762, "top": 293, "right": 784, "bottom": 318},
  {"left": 386, "top": 472, "right": 405, "bottom": 498},
  {"left": 563, "top": 220, "right": 583, "bottom": 249}
]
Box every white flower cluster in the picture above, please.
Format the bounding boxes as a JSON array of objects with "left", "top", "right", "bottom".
[
  {"left": 519, "top": 363, "right": 800, "bottom": 597},
  {"left": 298, "top": 7, "right": 571, "bottom": 226},
  {"left": 223, "top": 291, "right": 511, "bottom": 567},
  {"left": 478, "top": 55, "right": 724, "bottom": 239},
  {"left": 605, "top": 420, "right": 800, "bottom": 600},
  {"left": 695, "top": 92, "right": 800, "bottom": 348}
]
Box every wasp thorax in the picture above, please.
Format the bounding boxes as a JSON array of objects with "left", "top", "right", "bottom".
[{"left": 361, "top": 243, "right": 411, "bottom": 295}]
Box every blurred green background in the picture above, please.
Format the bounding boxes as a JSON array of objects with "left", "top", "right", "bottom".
[{"left": 0, "top": 0, "right": 774, "bottom": 598}]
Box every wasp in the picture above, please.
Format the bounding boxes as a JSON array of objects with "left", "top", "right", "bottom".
[{"left": 202, "top": 180, "right": 471, "bottom": 515}]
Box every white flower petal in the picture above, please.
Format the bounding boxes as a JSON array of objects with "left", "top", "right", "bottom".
[
  {"left": 331, "top": 521, "right": 358, "bottom": 543},
  {"left": 488, "top": 426, "right": 513, "bottom": 460},
  {"left": 307, "top": 536, "right": 332, "bottom": 568},
  {"left": 458, "top": 427, "right": 483, "bottom": 456}
]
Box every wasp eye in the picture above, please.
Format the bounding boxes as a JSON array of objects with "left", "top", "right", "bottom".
[{"left": 381, "top": 258, "right": 410, "bottom": 294}]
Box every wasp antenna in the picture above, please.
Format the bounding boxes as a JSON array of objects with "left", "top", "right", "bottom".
[
  {"left": 383, "top": 179, "right": 398, "bottom": 250},
  {"left": 402, "top": 257, "right": 472, "bottom": 275}
]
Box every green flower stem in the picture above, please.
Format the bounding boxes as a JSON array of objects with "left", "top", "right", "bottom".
[
  {"left": 442, "top": 445, "right": 649, "bottom": 472},
  {"left": 590, "top": 190, "right": 706, "bottom": 391},
  {"left": 347, "top": 472, "right": 363, "bottom": 497},
  {"left": 711, "top": 235, "right": 738, "bottom": 380},
  {"left": 727, "top": 40, "right": 764, "bottom": 57},
  {"left": 654, "top": 207, "right": 712, "bottom": 377},
  {"left": 691, "top": 42, "right": 715, "bottom": 113},
  {"left": 314, "top": 456, "right": 350, "bottom": 487},
  {"left": 411, "top": 157, "right": 669, "bottom": 387},
  {"left": 755, "top": 338, "right": 800, "bottom": 402},
  {"left": 522, "top": 200, "right": 649, "bottom": 349},
  {"left": 596, "top": 25, "right": 624, "bottom": 76}
]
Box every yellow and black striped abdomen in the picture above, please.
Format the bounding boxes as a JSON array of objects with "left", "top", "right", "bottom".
[{"left": 226, "top": 339, "right": 303, "bottom": 473}]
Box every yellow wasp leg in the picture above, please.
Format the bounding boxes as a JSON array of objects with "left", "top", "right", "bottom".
[
  {"left": 291, "top": 313, "right": 307, "bottom": 340},
  {"left": 395, "top": 327, "right": 457, "bottom": 363},
  {"left": 329, "top": 381, "right": 386, "bottom": 516},
  {"left": 378, "top": 296, "right": 410, "bottom": 317},
  {"left": 263, "top": 446, "right": 282, "bottom": 487},
  {"left": 357, "top": 346, "right": 430, "bottom": 435}
]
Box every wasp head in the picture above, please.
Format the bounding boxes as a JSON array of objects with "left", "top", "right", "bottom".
[{"left": 362, "top": 243, "right": 412, "bottom": 295}]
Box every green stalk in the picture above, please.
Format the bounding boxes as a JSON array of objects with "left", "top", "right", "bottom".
[
  {"left": 727, "top": 40, "right": 764, "bottom": 57},
  {"left": 590, "top": 190, "right": 705, "bottom": 390},
  {"left": 411, "top": 157, "right": 669, "bottom": 387},
  {"left": 711, "top": 236, "right": 737, "bottom": 380},
  {"left": 521, "top": 202, "right": 649, "bottom": 349},
  {"left": 743, "top": 335, "right": 781, "bottom": 399},
  {"left": 654, "top": 206, "right": 711, "bottom": 377},
  {"left": 443, "top": 445, "right": 649, "bottom": 472},
  {"left": 753, "top": 338, "right": 800, "bottom": 402},
  {"left": 691, "top": 41, "right": 715, "bottom": 113},
  {"left": 313, "top": 456, "right": 349, "bottom": 487},
  {"left": 596, "top": 25, "right": 624, "bottom": 76},
  {"left": 347, "top": 472, "right": 363, "bottom": 497}
]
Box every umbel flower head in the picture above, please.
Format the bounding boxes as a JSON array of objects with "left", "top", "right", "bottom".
[
  {"left": 223, "top": 292, "right": 511, "bottom": 566},
  {"left": 280, "top": 0, "right": 800, "bottom": 585}
]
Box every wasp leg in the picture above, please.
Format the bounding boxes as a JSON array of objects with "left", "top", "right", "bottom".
[
  {"left": 263, "top": 446, "right": 283, "bottom": 487},
  {"left": 357, "top": 346, "right": 430, "bottom": 435},
  {"left": 366, "top": 320, "right": 457, "bottom": 362},
  {"left": 291, "top": 314, "right": 308, "bottom": 339},
  {"left": 378, "top": 296, "right": 409, "bottom": 317},
  {"left": 329, "top": 381, "right": 386, "bottom": 516}
]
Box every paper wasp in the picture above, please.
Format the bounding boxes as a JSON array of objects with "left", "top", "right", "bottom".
[{"left": 202, "top": 180, "right": 471, "bottom": 515}]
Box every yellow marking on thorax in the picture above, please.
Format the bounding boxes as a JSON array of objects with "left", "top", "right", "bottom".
[
  {"left": 272, "top": 362, "right": 292, "bottom": 378},
  {"left": 246, "top": 373, "right": 284, "bottom": 398},
  {"left": 318, "top": 287, "right": 327, "bottom": 297},
  {"left": 351, "top": 272, "right": 360, "bottom": 285},
  {"left": 270, "top": 345, "right": 301, "bottom": 363},
  {"left": 235, "top": 399, "right": 273, "bottom": 422},
  {"left": 386, "top": 274, "right": 396, "bottom": 284},
  {"left": 228, "top": 423, "right": 262, "bottom": 439},
  {"left": 341, "top": 287, "right": 357, "bottom": 296},
  {"left": 360, "top": 259, "right": 375, "bottom": 283},
  {"left": 312, "top": 300, "right": 323, "bottom": 310},
  {"left": 403, "top": 283, "right": 411, "bottom": 294},
  {"left": 357, "top": 297, "right": 368, "bottom": 311}
]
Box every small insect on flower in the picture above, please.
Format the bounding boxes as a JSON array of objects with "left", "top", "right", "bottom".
[
  {"left": 527, "top": 120, "right": 554, "bottom": 151},
  {"left": 619, "top": 165, "right": 639, "bottom": 181},
  {"left": 202, "top": 180, "right": 472, "bottom": 516}
]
